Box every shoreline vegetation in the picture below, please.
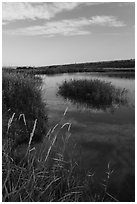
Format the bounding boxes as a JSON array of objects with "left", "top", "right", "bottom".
[
  {"left": 3, "top": 59, "right": 135, "bottom": 75},
  {"left": 3, "top": 111, "right": 117, "bottom": 202},
  {"left": 2, "top": 71, "right": 48, "bottom": 147}
]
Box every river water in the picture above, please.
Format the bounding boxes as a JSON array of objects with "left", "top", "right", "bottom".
[{"left": 41, "top": 72, "right": 135, "bottom": 201}]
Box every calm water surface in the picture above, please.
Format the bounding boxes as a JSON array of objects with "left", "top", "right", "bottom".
[{"left": 41, "top": 72, "right": 135, "bottom": 201}]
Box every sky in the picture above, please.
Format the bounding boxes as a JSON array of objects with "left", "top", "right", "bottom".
[{"left": 2, "top": 2, "right": 135, "bottom": 66}]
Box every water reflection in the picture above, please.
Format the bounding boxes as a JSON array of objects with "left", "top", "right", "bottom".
[
  {"left": 41, "top": 72, "right": 135, "bottom": 111},
  {"left": 58, "top": 93, "right": 128, "bottom": 112},
  {"left": 105, "top": 71, "right": 135, "bottom": 79},
  {"left": 41, "top": 72, "right": 135, "bottom": 201}
]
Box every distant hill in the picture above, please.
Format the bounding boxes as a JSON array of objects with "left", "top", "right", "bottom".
[{"left": 5, "top": 59, "right": 135, "bottom": 75}]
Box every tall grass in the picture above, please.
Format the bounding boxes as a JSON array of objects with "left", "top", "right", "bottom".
[
  {"left": 2, "top": 71, "right": 48, "bottom": 147},
  {"left": 58, "top": 79, "right": 128, "bottom": 110},
  {"left": 2, "top": 112, "right": 118, "bottom": 202}
]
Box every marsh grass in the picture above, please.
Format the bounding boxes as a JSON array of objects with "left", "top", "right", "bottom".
[
  {"left": 2, "top": 71, "right": 48, "bottom": 146},
  {"left": 2, "top": 112, "right": 118, "bottom": 202},
  {"left": 58, "top": 79, "right": 128, "bottom": 110}
]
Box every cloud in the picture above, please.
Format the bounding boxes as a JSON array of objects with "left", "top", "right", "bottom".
[
  {"left": 3, "top": 18, "right": 91, "bottom": 37},
  {"left": 2, "top": 2, "right": 115, "bottom": 24},
  {"left": 3, "top": 16, "right": 125, "bottom": 37},
  {"left": 2, "top": 2, "right": 83, "bottom": 23},
  {"left": 118, "top": 2, "right": 135, "bottom": 7},
  {"left": 90, "top": 16, "right": 126, "bottom": 27}
]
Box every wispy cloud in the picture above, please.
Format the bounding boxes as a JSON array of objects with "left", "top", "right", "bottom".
[
  {"left": 3, "top": 18, "right": 91, "bottom": 37},
  {"left": 2, "top": 2, "right": 86, "bottom": 23},
  {"left": 2, "top": 2, "right": 115, "bottom": 24},
  {"left": 118, "top": 2, "right": 135, "bottom": 7},
  {"left": 90, "top": 16, "right": 125, "bottom": 27},
  {"left": 3, "top": 16, "right": 125, "bottom": 37}
]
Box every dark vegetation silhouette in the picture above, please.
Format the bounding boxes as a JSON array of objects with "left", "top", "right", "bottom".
[
  {"left": 4, "top": 59, "right": 135, "bottom": 75},
  {"left": 58, "top": 79, "right": 128, "bottom": 110},
  {"left": 3, "top": 71, "right": 48, "bottom": 148}
]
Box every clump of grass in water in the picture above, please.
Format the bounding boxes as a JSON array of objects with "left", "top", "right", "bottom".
[
  {"left": 2, "top": 110, "right": 119, "bottom": 202},
  {"left": 2, "top": 70, "right": 48, "bottom": 146},
  {"left": 58, "top": 79, "right": 128, "bottom": 110}
]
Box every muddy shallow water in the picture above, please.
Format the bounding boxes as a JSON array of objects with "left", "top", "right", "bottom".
[{"left": 41, "top": 72, "right": 135, "bottom": 201}]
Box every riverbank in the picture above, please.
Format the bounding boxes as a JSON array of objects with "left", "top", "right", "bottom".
[
  {"left": 3, "top": 59, "right": 135, "bottom": 75},
  {"left": 2, "top": 71, "right": 48, "bottom": 147}
]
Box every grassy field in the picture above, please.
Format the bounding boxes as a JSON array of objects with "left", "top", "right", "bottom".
[
  {"left": 2, "top": 70, "right": 119, "bottom": 201},
  {"left": 58, "top": 79, "right": 128, "bottom": 110}
]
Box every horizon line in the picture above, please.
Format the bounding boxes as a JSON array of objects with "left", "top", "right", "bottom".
[{"left": 2, "top": 58, "right": 135, "bottom": 68}]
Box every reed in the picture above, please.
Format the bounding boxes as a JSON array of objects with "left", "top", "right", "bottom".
[
  {"left": 2, "top": 70, "right": 48, "bottom": 146},
  {"left": 2, "top": 113, "right": 118, "bottom": 202},
  {"left": 58, "top": 79, "right": 128, "bottom": 110}
]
